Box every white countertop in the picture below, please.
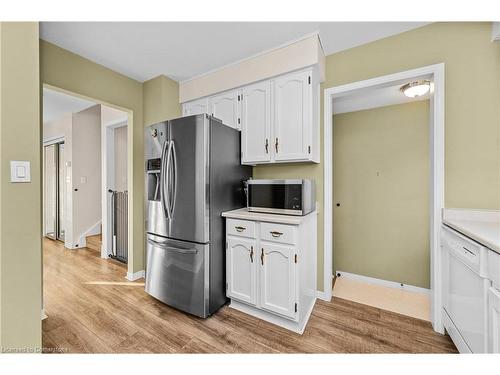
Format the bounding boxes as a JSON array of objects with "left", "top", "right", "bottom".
[
  {"left": 222, "top": 208, "right": 317, "bottom": 225},
  {"left": 442, "top": 208, "right": 500, "bottom": 253}
]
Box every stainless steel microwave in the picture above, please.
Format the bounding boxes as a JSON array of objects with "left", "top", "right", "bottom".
[{"left": 246, "top": 179, "right": 316, "bottom": 216}]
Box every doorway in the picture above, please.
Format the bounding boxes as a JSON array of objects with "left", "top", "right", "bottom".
[
  {"left": 323, "top": 64, "right": 445, "bottom": 333},
  {"left": 43, "top": 141, "right": 65, "bottom": 242}
]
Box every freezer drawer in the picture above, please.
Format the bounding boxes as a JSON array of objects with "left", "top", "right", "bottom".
[{"left": 145, "top": 234, "right": 209, "bottom": 318}]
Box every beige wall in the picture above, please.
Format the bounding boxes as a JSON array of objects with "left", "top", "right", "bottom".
[
  {"left": 0, "top": 22, "right": 41, "bottom": 350},
  {"left": 255, "top": 22, "right": 500, "bottom": 291},
  {"left": 143, "top": 75, "right": 181, "bottom": 126},
  {"left": 72, "top": 105, "right": 102, "bottom": 245},
  {"left": 333, "top": 101, "right": 430, "bottom": 288},
  {"left": 114, "top": 125, "right": 128, "bottom": 191}
]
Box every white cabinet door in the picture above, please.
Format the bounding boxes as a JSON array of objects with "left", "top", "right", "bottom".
[
  {"left": 259, "top": 242, "right": 296, "bottom": 318},
  {"left": 227, "top": 237, "right": 257, "bottom": 306},
  {"left": 209, "top": 90, "right": 240, "bottom": 130},
  {"left": 183, "top": 98, "right": 208, "bottom": 116},
  {"left": 488, "top": 287, "right": 500, "bottom": 353},
  {"left": 273, "top": 70, "right": 311, "bottom": 161},
  {"left": 241, "top": 81, "right": 271, "bottom": 164}
]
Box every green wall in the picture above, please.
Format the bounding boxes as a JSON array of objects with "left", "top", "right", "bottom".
[
  {"left": 333, "top": 101, "right": 430, "bottom": 288},
  {"left": 255, "top": 22, "right": 500, "bottom": 291},
  {"left": 0, "top": 22, "right": 42, "bottom": 351}
]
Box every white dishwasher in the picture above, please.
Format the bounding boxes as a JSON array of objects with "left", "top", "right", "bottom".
[{"left": 441, "top": 225, "right": 489, "bottom": 353}]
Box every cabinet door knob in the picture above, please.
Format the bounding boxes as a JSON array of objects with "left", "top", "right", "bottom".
[
  {"left": 261, "top": 248, "right": 264, "bottom": 265},
  {"left": 250, "top": 246, "right": 254, "bottom": 263},
  {"left": 275, "top": 138, "right": 279, "bottom": 153},
  {"left": 235, "top": 226, "right": 246, "bottom": 232},
  {"left": 265, "top": 138, "right": 269, "bottom": 154}
]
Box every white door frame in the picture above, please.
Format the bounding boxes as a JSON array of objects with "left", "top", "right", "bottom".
[
  {"left": 101, "top": 118, "right": 128, "bottom": 260},
  {"left": 322, "top": 63, "right": 445, "bottom": 333}
]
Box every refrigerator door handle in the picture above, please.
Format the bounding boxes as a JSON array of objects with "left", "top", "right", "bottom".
[
  {"left": 164, "top": 140, "right": 173, "bottom": 219},
  {"left": 147, "top": 238, "right": 198, "bottom": 254},
  {"left": 169, "top": 140, "right": 178, "bottom": 217},
  {"left": 159, "top": 138, "right": 169, "bottom": 219}
]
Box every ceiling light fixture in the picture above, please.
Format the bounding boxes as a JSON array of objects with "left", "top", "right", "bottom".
[{"left": 400, "top": 80, "right": 431, "bottom": 98}]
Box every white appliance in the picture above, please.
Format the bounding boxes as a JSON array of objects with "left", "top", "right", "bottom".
[{"left": 441, "top": 225, "right": 489, "bottom": 353}]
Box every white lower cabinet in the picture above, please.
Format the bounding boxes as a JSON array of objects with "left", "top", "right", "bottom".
[
  {"left": 488, "top": 286, "right": 500, "bottom": 353},
  {"left": 223, "top": 211, "right": 317, "bottom": 334},
  {"left": 260, "top": 242, "right": 296, "bottom": 318},
  {"left": 226, "top": 237, "right": 257, "bottom": 305}
]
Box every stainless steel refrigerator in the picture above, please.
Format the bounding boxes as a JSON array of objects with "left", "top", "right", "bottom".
[{"left": 144, "top": 114, "right": 251, "bottom": 318}]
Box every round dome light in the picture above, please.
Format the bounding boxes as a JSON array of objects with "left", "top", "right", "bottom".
[{"left": 400, "top": 80, "right": 431, "bottom": 98}]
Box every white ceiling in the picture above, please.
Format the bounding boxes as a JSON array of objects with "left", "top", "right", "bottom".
[
  {"left": 43, "top": 88, "right": 96, "bottom": 124},
  {"left": 40, "top": 22, "right": 429, "bottom": 82},
  {"left": 332, "top": 74, "right": 432, "bottom": 115}
]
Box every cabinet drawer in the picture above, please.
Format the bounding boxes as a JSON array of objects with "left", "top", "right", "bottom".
[
  {"left": 226, "top": 219, "right": 256, "bottom": 238},
  {"left": 260, "top": 222, "right": 296, "bottom": 244}
]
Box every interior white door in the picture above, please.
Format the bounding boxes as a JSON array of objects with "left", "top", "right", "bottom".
[
  {"left": 209, "top": 90, "right": 240, "bottom": 130},
  {"left": 259, "top": 242, "right": 296, "bottom": 318},
  {"left": 273, "top": 70, "right": 311, "bottom": 161},
  {"left": 241, "top": 81, "right": 271, "bottom": 164},
  {"left": 488, "top": 287, "right": 500, "bottom": 353},
  {"left": 227, "top": 237, "right": 257, "bottom": 305},
  {"left": 183, "top": 98, "right": 208, "bottom": 116}
]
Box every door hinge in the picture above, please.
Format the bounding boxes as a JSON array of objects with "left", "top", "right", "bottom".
[
  {"left": 295, "top": 303, "right": 298, "bottom": 313},
  {"left": 308, "top": 145, "right": 311, "bottom": 154},
  {"left": 226, "top": 241, "right": 228, "bottom": 250},
  {"left": 294, "top": 254, "right": 297, "bottom": 263},
  {"left": 226, "top": 282, "right": 228, "bottom": 290},
  {"left": 308, "top": 76, "right": 311, "bottom": 84}
]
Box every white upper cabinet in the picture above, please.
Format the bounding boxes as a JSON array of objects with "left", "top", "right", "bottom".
[
  {"left": 209, "top": 90, "right": 240, "bottom": 130},
  {"left": 259, "top": 243, "right": 297, "bottom": 319},
  {"left": 241, "top": 81, "right": 272, "bottom": 164},
  {"left": 182, "top": 67, "right": 320, "bottom": 165},
  {"left": 183, "top": 98, "right": 208, "bottom": 116},
  {"left": 273, "top": 70, "right": 311, "bottom": 162}
]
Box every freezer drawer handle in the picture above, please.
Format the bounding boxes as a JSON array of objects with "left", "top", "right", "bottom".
[
  {"left": 147, "top": 239, "right": 198, "bottom": 254},
  {"left": 270, "top": 231, "right": 283, "bottom": 238},
  {"left": 235, "top": 226, "right": 246, "bottom": 232}
]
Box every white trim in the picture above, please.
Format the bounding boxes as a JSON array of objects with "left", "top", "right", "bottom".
[
  {"left": 43, "top": 135, "right": 65, "bottom": 146},
  {"left": 126, "top": 270, "right": 145, "bottom": 281},
  {"left": 316, "top": 290, "right": 331, "bottom": 301},
  {"left": 41, "top": 309, "right": 48, "bottom": 321},
  {"left": 323, "top": 63, "right": 445, "bottom": 333},
  {"left": 335, "top": 270, "right": 430, "bottom": 295},
  {"left": 180, "top": 31, "right": 323, "bottom": 85},
  {"left": 76, "top": 220, "right": 102, "bottom": 249}
]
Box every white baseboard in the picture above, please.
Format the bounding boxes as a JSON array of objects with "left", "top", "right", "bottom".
[
  {"left": 76, "top": 220, "right": 102, "bottom": 249},
  {"left": 126, "top": 270, "right": 145, "bottom": 281},
  {"left": 316, "top": 289, "right": 332, "bottom": 301},
  {"left": 41, "top": 309, "right": 48, "bottom": 320},
  {"left": 335, "top": 270, "right": 430, "bottom": 295}
]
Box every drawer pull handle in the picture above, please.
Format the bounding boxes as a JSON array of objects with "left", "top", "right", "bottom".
[
  {"left": 270, "top": 231, "right": 283, "bottom": 238},
  {"left": 235, "top": 226, "right": 246, "bottom": 232},
  {"left": 250, "top": 246, "right": 254, "bottom": 263},
  {"left": 261, "top": 248, "right": 264, "bottom": 265}
]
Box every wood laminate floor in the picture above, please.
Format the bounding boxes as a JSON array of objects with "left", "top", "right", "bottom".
[{"left": 42, "top": 238, "right": 457, "bottom": 354}]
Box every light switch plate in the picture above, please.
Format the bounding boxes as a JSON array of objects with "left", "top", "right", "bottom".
[{"left": 10, "top": 161, "right": 31, "bottom": 183}]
